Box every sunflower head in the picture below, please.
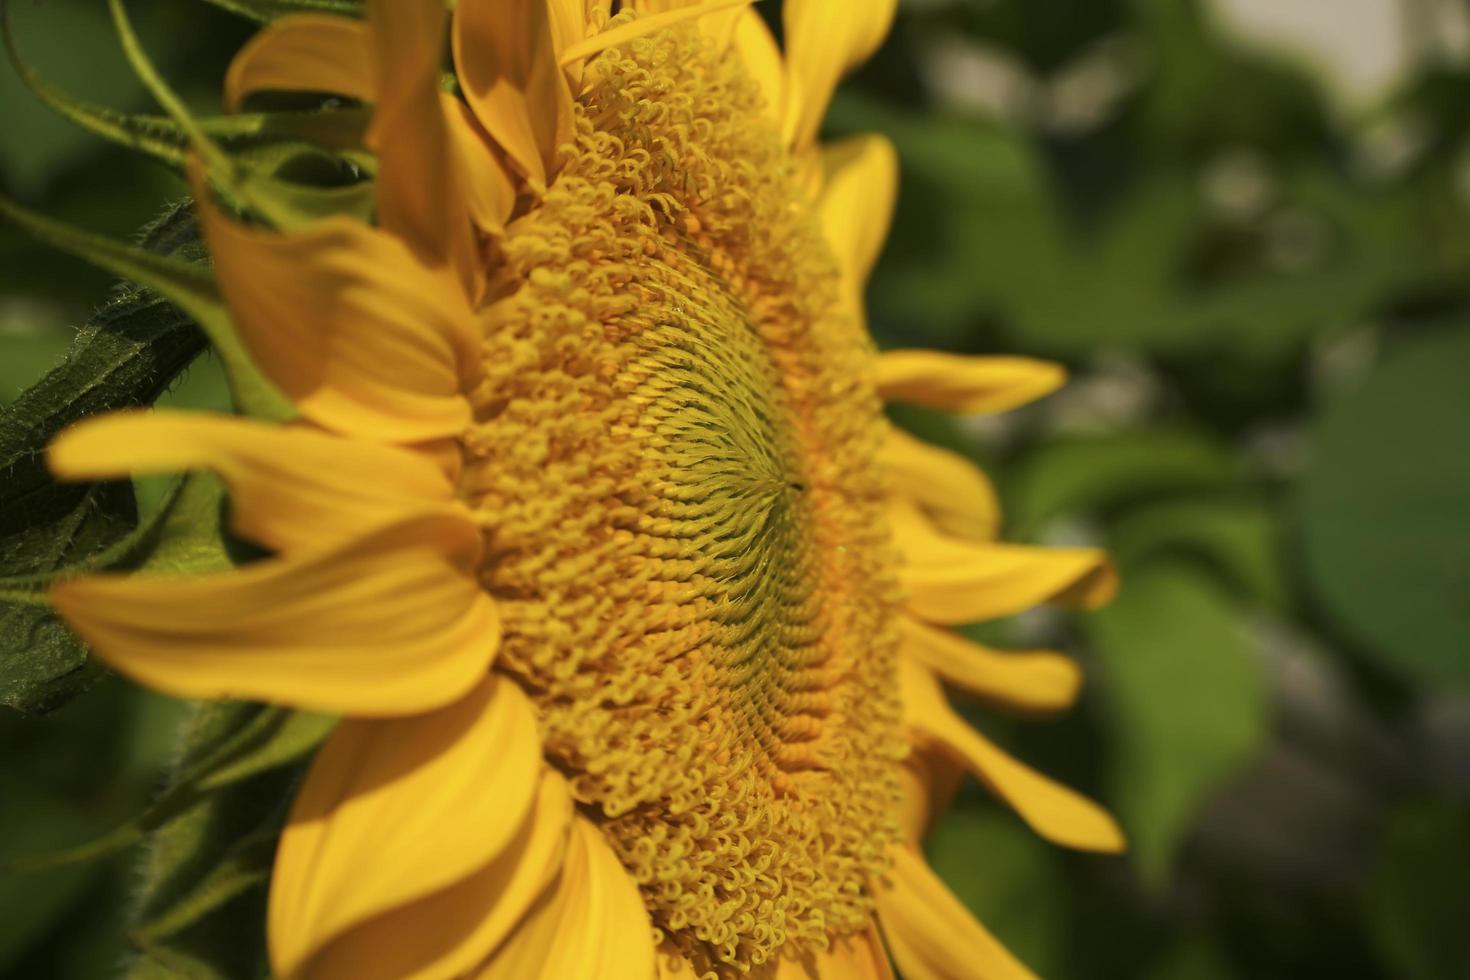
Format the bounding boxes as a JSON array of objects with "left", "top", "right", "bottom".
[{"left": 17, "top": 2, "right": 1124, "bottom": 978}]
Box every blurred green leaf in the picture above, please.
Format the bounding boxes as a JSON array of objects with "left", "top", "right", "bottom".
[
  {"left": 1297, "top": 328, "right": 1470, "bottom": 687},
  {"left": 1085, "top": 560, "right": 1268, "bottom": 888},
  {"left": 1362, "top": 801, "right": 1470, "bottom": 980},
  {"left": 1003, "top": 429, "right": 1238, "bottom": 538},
  {"left": 926, "top": 801, "right": 1068, "bottom": 978},
  {"left": 1112, "top": 496, "right": 1287, "bottom": 610},
  {"left": 200, "top": 0, "right": 361, "bottom": 22},
  {"left": 0, "top": 774, "right": 106, "bottom": 971}
]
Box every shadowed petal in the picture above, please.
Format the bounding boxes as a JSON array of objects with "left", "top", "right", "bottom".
[
  {"left": 196, "top": 189, "right": 477, "bottom": 442},
  {"left": 301, "top": 769, "right": 575, "bottom": 980},
  {"left": 475, "top": 818, "right": 656, "bottom": 980},
  {"left": 224, "top": 13, "right": 372, "bottom": 111},
  {"left": 453, "top": 0, "right": 574, "bottom": 190},
  {"left": 270, "top": 675, "right": 542, "bottom": 979}
]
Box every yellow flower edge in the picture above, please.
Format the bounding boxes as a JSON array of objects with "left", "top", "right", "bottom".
[{"left": 45, "top": 2, "right": 1124, "bottom": 978}]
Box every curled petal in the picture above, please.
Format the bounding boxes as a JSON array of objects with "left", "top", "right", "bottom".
[
  {"left": 899, "top": 658, "right": 1124, "bottom": 852},
  {"left": 51, "top": 513, "right": 498, "bottom": 716},
  {"left": 270, "top": 675, "right": 542, "bottom": 979},
  {"left": 195, "top": 185, "right": 476, "bottom": 442},
  {"left": 476, "top": 818, "right": 656, "bottom": 980},
  {"left": 893, "top": 500, "right": 1116, "bottom": 624},
  {"left": 875, "top": 843, "right": 1038, "bottom": 980},
  {"left": 877, "top": 351, "right": 1065, "bottom": 415},
  {"left": 881, "top": 427, "right": 1000, "bottom": 541},
  {"left": 899, "top": 616, "right": 1081, "bottom": 712},
  {"left": 224, "top": 13, "right": 372, "bottom": 111},
  {"left": 782, "top": 0, "right": 897, "bottom": 150},
  {"left": 48, "top": 410, "right": 452, "bottom": 552}
]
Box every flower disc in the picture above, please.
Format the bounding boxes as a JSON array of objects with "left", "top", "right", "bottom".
[{"left": 461, "top": 23, "right": 905, "bottom": 974}]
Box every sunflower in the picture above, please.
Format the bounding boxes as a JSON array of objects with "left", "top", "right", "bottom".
[{"left": 43, "top": 1, "right": 1123, "bottom": 977}]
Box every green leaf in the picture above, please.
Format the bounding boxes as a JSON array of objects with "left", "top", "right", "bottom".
[
  {"left": 121, "top": 701, "right": 329, "bottom": 980},
  {"left": 1084, "top": 560, "right": 1268, "bottom": 888},
  {"left": 1002, "top": 430, "right": 1238, "bottom": 539},
  {"left": 0, "top": 203, "right": 208, "bottom": 714},
  {"left": 0, "top": 193, "right": 293, "bottom": 420},
  {"left": 925, "top": 801, "right": 1068, "bottom": 978},
  {"left": 199, "top": 0, "right": 362, "bottom": 22},
  {"left": 1362, "top": 801, "right": 1470, "bottom": 980},
  {"left": 1112, "top": 496, "right": 1288, "bottom": 611},
  {"left": 1297, "top": 328, "right": 1470, "bottom": 687}
]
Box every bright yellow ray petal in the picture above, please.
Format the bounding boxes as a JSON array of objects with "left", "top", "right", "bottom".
[
  {"left": 476, "top": 818, "right": 656, "bottom": 980},
  {"left": 898, "top": 616, "right": 1082, "bottom": 712},
  {"left": 50, "top": 513, "right": 497, "bottom": 716},
  {"left": 782, "top": 0, "right": 897, "bottom": 150},
  {"left": 881, "top": 427, "right": 1000, "bottom": 541},
  {"left": 194, "top": 186, "right": 476, "bottom": 442},
  {"left": 892, "top": 500, "right": 1116, "bottom": 623},
  {"left": 301, "top": 769, "right": 575, "bottom": 980},
  {"left": 899, "top": 659, "right": 1125, "bottom": 852},
  {"left": 876, "top": 351, "right": 1066, "bottom": 415},
  {"left": 269, "top": 675, "right": 540, "bottom": 979},
  {"left": 365, "top": 0, "right": 477, "bottom": 291},
  {"left": 48, "top": 410, "right": 452, "bottom": 553},
  {"left": 223, "top": 13, "right": 372, "bottom": 112},
  {"left": 453, "top": 0, "right": 574, "bottom": 190},
  {"left": 875, "top": 843, "right": 1038, "bottom": 980},
  {"left": 818, "top": 133, "right": 897, "bottom": 307},
  {"left": 732, "top": 9, "right": 783, "bottom": 123}
]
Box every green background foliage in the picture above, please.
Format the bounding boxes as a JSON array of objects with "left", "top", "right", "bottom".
[{"left": 1, "top": 0, "right": 1467, "bottom": 977}]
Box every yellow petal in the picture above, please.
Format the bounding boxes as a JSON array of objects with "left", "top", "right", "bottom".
[
  {"left": 559, "top": 0, "right": 752, "bottom": 67},
  {"left": 548, "top": 0, "right": 590, "bottom": 89},
  {"left": 782, "top": 0, "right": 897, "bottom": 150},
  {"left": 269, "top": 674, "right": 541, "bottom": 979},
  {"left": 195, "top": 188, "right": 476, "bottom": 442},
  {"left": 453, "top": 0, "right": 574, "bottom": 190},
  {"left": 895, "top": 742, "right": 964, "bottom": 845},
  {"left": 876, "top": 351, "right": 1066, "bottom": 415},
  {"left": 899, "top": 616, "right": 1081, "bottom": 712},
  {"left": 899, "top": 659, "right": 1125, "bottom": 852},
  {"left": 50, "top": 513, "right": 497, "bottom": 716},
  {"left": 818, "top": 133, "right": 897, "bottom": 305},
  {"left": 365, "top": 0, "right": 477, "bottom": 290},
  {"left": 881, "top": 427, "right": 1000, "bottom": 541},
  {"left": 774, "top": 919, "right": 894, "bottom": 979},
  {"left": 223, "top": 13, "right": 373, "bottom": 112},
  {"left": 892, "top": 500, "right": 1117, "bottom": 624},
  {"left": 302, "top": 768, "right": 574, "bottom": 980},
  {"left": 875, "top": 843, "right": 1038, "bottom": 980},
  {"left": 476, "top": 817, "right": 656, "bottom": 980},
  {"left": 443, "top": 93, "right": 518, "bottom": 236},
  {"left": 48, "top": 410, "right": 452, "bottom": 553},
  {"left": 731, "top": 9, "right": 783, "bottom": 123}
]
